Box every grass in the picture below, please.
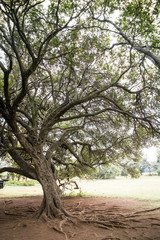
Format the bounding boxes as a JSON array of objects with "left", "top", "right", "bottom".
[
  {"left": 0, "top": 184, "right": 43, "bottom": 198},
  {"left": 76, "top": 176, "right": 160, "bottom": 200},
  {"left": 0, "top": 176, "right": 160, "bottom": 203}
]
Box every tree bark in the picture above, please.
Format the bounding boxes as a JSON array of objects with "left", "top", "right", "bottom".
[{"left": 34, "top": 156, "right": 67, "bottom": 219}]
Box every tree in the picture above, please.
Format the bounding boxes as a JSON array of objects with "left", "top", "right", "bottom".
[
  {"left": 155, "top": 148, "right": 160, "bottom": 175},
  {"left": 139, "top": 157, "right": 152, "bottom": 175},
  {"left": 0, "top": 0, "right": 159, "bottom": 220}
]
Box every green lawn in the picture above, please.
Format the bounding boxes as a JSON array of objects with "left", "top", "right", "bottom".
[
  {"left": 76, "top": 176, "right": 160, "bottom": 201},
  {"left": 0, "top": 176, "right": 160, "bottom": 203}
]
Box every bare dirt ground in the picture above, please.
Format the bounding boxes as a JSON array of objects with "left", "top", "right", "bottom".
[{"left": 0, "top": 196, "right": 160, "bottom": 240}]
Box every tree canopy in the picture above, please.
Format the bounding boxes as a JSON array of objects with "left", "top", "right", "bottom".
[{"left": 0, "top": 0, "right": 160, "bottom": 218}]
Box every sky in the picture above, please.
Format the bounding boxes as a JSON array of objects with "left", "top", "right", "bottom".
[{"left": 142, "top": 146, "right": 158, "bottom": 163}]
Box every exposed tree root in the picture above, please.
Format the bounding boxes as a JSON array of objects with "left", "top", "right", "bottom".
[
  {"left": 96, "top": 225, "right": 111, "bottom": 230},
  {"left": 151, "top": 223, "right": 160, "bottom": 226},
  {"left": 4, "top": 211, "right": 20, "bottom": 216},
  {"left": 87, "top": 219, "right": 127, "bottom": 229},
  {"left": 3, "top": 197, "right": 160, "bottom": 240},
  {"left": 63, "top": 203, "right": 160, "bottom": 235},
  {"left": 48, "top": 220, "right": 69, "bottom": 240},
  {"left": 101, "top": 238, "right": 120, "bottom": 240},
  {"left": 149, "top": 217, "right": 160, "bottom": 221},
  {"left": 39, "top": 212, "right": 69, "bottom": 239},
  {"left": 3, "top": 200, "right": 13, "bottom": 205},
  {"left": 37, "top": 210, "right": 81, "bottom": 240},
  {"left": 133, "top": 207, "right": 160, "bottom": 214},
  {"left": 3, "top": 202, "right": 36, "bottom": 217},
  {"left": 123, "top": 218, "right": 140, "bottom": 223}
]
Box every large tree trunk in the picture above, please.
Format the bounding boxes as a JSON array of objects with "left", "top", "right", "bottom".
[{"left": 34, "top": 156, "right": 67, "bottom": 219}]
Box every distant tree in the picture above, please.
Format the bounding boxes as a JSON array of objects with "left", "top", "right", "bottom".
[
  {"left": 157, "top": 149, "right": 160, "bottom": 163},
  {"left": 139, "top": 158, "right": 152, "bottom": 175},
  {"left": 0, "top": 0, "right": 160, "bottom": 220},
  {"left": 155, "top": 149, "right": 160, "bottom": 175}
]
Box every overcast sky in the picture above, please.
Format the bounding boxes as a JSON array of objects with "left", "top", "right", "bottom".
[{"left": 142, "top": 146, "right": 158, "bottom": 162}]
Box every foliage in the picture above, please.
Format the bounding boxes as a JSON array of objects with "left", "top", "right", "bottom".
[
  {"left": 0, "top": 0, "right": 160, "bottom": 216},
  {"left": 139, "top": 154, "right": 160, "bottom": 175},
  {"left": 87, "top": 165, "right": 121, "bottom": 179},
  {"left": 125, "top": 166, "right": 141, "bottom": 178},
  {"left": 139, "top": 158, "right": 152, "bottom": 175},
  {"left": 157, "top": 169, "right": 160, "bottom": 176},
  {"left": 6, "top": 179, "right": 36, "bottom": 186}
]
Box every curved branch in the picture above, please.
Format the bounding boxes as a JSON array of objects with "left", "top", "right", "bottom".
[
  {"left": 39, "top": 66, "right": 131, "bottom": 140},
  {"left": 59, "top": 107, "right": 116, "bottom": 122},
  {"left": 17, "top": 109, "right": 33, "bottom": 125},
  {"left": 55, "top": 0, "right": 61, "bottom": 28},
  {"left": 13, "top": 10, "right": 35, "bottom": 61},
  {"left": 0, "top": 167, "right": 36, "bottom": 180},
  {"left": 8, "top": 148, "right": 37, "bottom": 179},
  {"left": 16, "top": 118, "right": 33, "bottom": 134},
  {"left": 114, "top": 84, "right": 146, "bottom": 94},
  {"left": 38, "top": 0, "right": 92, "bottom": 59},
  {"left": 92, "top": 17, "right": 160, "bottom": 69},
  {"left": 134, "top": 46, "right": 160, "bottom": 69},
  {"left": 0, "top": 26, "right": 12, "bottom": 46},
  {"left": 0, "top": 61, "right": 8, "bottom": 72},
  {"left": 65, "top": 143, "right": 92, "bottom": 168},
  {"left": 104, "top": 42, "right": 128, "bottom": 50},
  {"left": 10, "top": 25, "right": 25, "bottom": 74}
]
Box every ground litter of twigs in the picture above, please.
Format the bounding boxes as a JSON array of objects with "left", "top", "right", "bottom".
[{"left": 0, "top": 196, "right": 160, "bottom": 240}]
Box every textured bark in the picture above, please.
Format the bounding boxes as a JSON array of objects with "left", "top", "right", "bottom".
[{"left": 34, "top": 156, "right": 66, "bottom": 219}]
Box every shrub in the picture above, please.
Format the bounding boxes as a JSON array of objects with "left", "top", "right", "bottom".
[
  {"left": 157, "top": 169, "right": 160, "bottom": 176},
  {"left": 6, "top": 180, "right": 36, "bottom": 186}
]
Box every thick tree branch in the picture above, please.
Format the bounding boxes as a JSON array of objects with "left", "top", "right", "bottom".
[
  {"left": 55, "top": 0, "right": 61, "bottom": 28},
  {"left": 114, "top": 84, "right": 146, "bottom": 94},
  {"left": 8, "top": 148, "right": 36, "bottom": 179},
  {"left": 92, "top": 17, "right": 160, "bottom": 69},
  {"left": 16, "top": 118, "right": 34, "bottom": 134},
  {"left": 64, "top": 143, "right": 92, "bottom": 168},
  {"left": 104, "top": 42, "right": 128, "bottom": 50},
  {"left": 13, "top": 13, "right": 35, "bottom": 61},
  {"left": 0, "top": 26, "right": 12, "bottom": 46},
  {"left": 134, "top": 46, "right": 160, "bottom": 68},
  {"left": 10, "top": 25, "right": 25, "bottom": 74},
  {"left": 0, "top": 61, "right": 7, "bottom": 72},
  {"left": 39, "top": 66, "right": 131, "bottom": 140},
  {"left": 0, "top": 167, "right": 36, "bottom": 180}
]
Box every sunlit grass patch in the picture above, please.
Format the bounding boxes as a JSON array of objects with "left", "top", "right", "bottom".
[
  {"left": 1, "top": 176, "right": 160, "bottom": 204},
  {"left": 75, "top": 176, "right": 160, "bottom": 201}
]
